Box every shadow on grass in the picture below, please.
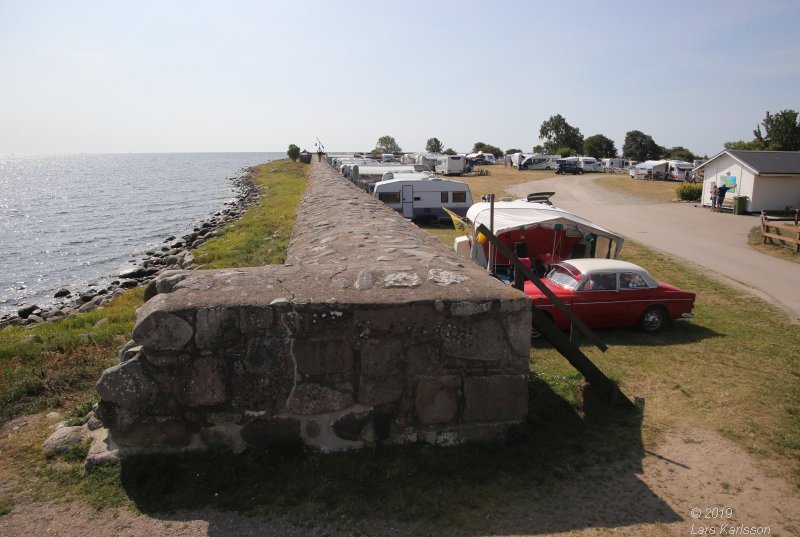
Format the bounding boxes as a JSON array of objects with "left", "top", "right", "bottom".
[
  {"left": 532, "top": 321, "right": 723, "bottom": 352},
  {"left": 115, "top": 375, "right": 680, "bottom": 535}
]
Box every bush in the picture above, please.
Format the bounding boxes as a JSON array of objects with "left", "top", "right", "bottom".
[{"left": 676, "top": 182, "right": 702, "bottom": 201}]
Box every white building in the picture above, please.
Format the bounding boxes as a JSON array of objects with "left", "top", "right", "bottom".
[{"left": 695, "top": 150, "right": 800, "bottom": 212}]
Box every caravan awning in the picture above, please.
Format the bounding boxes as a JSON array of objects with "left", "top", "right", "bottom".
[{"left": 466, "top": 200, "right": 624, "bottom": 257}]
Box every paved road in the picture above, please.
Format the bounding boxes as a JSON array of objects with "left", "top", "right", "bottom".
[{"left": 506, "top": 175, "right": 800, "bottom": 321}]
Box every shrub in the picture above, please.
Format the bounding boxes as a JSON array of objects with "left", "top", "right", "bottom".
[{"left": 676, "top": 182, "right": 702, "bottom": 201}]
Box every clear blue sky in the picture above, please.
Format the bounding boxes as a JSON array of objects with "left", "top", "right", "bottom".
[{"left": 1, "top": 0, "right": 798, "bottom": 157}]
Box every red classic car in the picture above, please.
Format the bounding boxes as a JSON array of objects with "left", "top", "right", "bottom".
[{"left": 524, "top": 258, "right": 695, "bottom": 333}]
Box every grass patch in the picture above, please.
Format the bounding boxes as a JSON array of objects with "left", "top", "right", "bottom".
[
  {"left": 194, "top": 160, "right": 307, "bottom": 269},
  {"left": 593, "top": 174, "right": 682, "bottom": 203},
  {"left": 0, "top": 288, "right": 145, "bottom": 424},
  {"left": 0, "top": 497, "right": 13, "bottom": 516},
  {"left": 527, "top": 240, "right": 800, "bottom": 478},
  {"left": 748, "top": 225, "right": 800, "bottom": 264},
  {"left": 459, "top": 166, "right": 555, "bottom": 200}
]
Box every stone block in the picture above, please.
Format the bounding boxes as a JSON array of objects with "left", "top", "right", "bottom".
[
  {"left": 95, "top": 357, "right": 157, "bottom": 411},
  {"left": 358, "top": 376, "right": 405, "bottom": 407},
  {"left": 240, "top": 416, "right": 301, "bottom": 447},
  {"left": 442, "top": 318, "right": 506, "bottom": 361},
  {"left": 195, "top": 307, "right": 240, "bottom": 350},
  {"left": 292, "top": 336, "right": 353, "bottom": 376},
  {"left": 463, "top": 375, "right": 528, "bottom": 423},
  {"left": 228, "top": 337, "right": 293, "bottom": 412},
  {"left": 133, "top": 310, "right": 194, "bottom": 352},
  {"left": 415, "top": 376, "right": 460, "bottom": 426},
  {"left": 287, "top": 383, "right": 354, "bottom": 415},
  {"left": 182, "top": 355, "right": 228, "bottom": 407}
]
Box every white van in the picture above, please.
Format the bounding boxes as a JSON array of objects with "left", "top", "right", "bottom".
[{"left": 373, "top": 174, "right": 473, "bottom": 222}]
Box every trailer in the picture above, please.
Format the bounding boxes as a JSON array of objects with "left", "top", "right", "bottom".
[
  {"left": 434, "top": 154, "right": 466, "bottom": 175},
  {"left": 373, "top": 173, "right": 473, "bottom": 222}
]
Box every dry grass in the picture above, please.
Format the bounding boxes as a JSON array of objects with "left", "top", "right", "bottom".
[
  {"left": 593, "top": 173, "right": 684, "bottom": 203},
  {"left": 748, "top": 225, "right": 800, "bottom": 264},
  {"left": 459, "top": 165, "right": 556, "bottom": 200}
]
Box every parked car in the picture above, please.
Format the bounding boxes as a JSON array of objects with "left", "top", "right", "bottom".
[
  {"left": 555, "top": 162, "right": 583, "bottom": 175},
  {"left": 523, "top": 259, "right": 695, "bottom": 333}
]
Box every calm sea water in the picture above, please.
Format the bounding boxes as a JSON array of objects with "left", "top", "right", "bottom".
[{"left": 0, "top": 152, "right": 284, "bottom": 316}]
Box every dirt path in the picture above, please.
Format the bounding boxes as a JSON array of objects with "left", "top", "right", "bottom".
[
  {"left": 2, "top": 426, "right": 797, "bottom": 536},
  {"left": 506, "top": 175, "right": 800, "bottom": 321}
]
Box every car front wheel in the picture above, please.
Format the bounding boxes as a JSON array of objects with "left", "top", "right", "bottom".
[{"left": 639, "top": 306, "right": 668, "bottom": 332}]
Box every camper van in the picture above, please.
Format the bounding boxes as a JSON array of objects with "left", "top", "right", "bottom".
[
  {"left": 373, "top": 174, "right": 473, "bottom": 222},
  {"left": 434, "top": 154, "right": 466, "bottom": 175},
  {"left": 513, "top": 154, "right": 560, "bottom": 170},
  {"left": 668, "top": 160, "right": 695, "bottom": 181}
]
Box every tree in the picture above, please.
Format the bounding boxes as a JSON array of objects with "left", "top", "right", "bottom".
[
  {"left": 557, "top": 147, "right": 578, "bottom": 157},
  {"left": 539, "top": 114, "right": 584, "bottom": 155},
  {"left": 583, "top": 134, "right": 617, "bottom": 159},
  {"left": 622, "top": 130, "right": 663, "bottom": 161},
  {"left": 375, "top": 135, "right": 402, "bottom": 154},
  {"left": 471, "top": 142, "right": 503, "bottom": 158},
  {"left": 505, "top": 148, "right": 522, "bottom": 155},
  {"left": 724, "top": 140, "right": 764, "bottom": 151},
  {"left": 666, "top": 146, "right": 698, "bottom": 162},
  {"left": 442, "top": 148, "right": 457, "bottom": 155},
  {"left": 753, "top": 109, "right": 800, "bottom": 151},
  {"left": 532, "top": 144, "right": 545, "bottom": 154},
  {"left": 425, "top": 137, "right": 443, "bottom": 153},
  {"left": 287, "top": 144, "right": 300, "bottom": 162}
]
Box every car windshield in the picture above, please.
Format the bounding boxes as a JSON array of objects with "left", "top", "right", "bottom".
[{"left": 545, "top": 265, "right": 579, "bottom": 289}]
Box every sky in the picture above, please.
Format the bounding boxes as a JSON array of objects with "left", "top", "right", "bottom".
[{"left": 1, "top": 0, "right": 798, "bottom": 157}]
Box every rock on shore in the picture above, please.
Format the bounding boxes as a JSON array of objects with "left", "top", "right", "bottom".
[{"left": 0, "top": 167, "right": 262, "bottom": 328}]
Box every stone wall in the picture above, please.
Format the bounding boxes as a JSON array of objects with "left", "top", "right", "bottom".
[{"left": 94, "top": 160, "right": 531, "bottom": 455}]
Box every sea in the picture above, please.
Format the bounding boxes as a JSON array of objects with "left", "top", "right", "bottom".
[{"left": 0, "top": 152, "right": 285, "bottom": 317}]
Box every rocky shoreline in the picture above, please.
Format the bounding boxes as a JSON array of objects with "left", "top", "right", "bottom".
[{"left": 0, "top": 166, "right": 263, "bottom": 329}]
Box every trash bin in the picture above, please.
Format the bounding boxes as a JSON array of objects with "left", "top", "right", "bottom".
[{"left": 732, "top": 196, "right": 749, "bottom": 215}]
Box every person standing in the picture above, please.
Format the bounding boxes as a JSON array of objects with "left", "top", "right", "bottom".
[
  {"left": 710, "top": 183, "right": 719, "bottom": 212},
  {"left": 716, "top": 183, "right": 731, "bottom": 212}
]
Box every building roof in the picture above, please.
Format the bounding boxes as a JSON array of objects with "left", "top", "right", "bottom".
[{"left": 702, "top": 150, "right": 800, "bottom": 175}]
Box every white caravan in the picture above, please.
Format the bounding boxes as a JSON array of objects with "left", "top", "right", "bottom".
[
  {"left": 434, "top": 154, "right": 466, "bottom": 175},
  {"left": 373, "top": 174, "right": 473, "bottom": 222},
  {"left": 667, "top": 160, "right": 695, "bottom": 181},
  {"left": 577, "top": 157, "right": 599, "bottom": 172},
  {"left": 600, "top": 158, "right": 630, "bottom": 171}
]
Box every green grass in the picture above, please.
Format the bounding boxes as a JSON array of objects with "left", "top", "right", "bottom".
[
  {"left": 0, "top": 287, "right": 145, "bottom": 423},
  {"left": 194, "top": 160, "right": 307, "bottom": 269}
]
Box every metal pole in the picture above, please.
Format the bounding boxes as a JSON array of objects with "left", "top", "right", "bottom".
[{"left": 487, "top": 193, "right": 495, "bottom": 273}]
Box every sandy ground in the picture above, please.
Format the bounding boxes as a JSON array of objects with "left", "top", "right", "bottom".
[{"left": 1, "top": 425, "right": 798, "bottom": 536}]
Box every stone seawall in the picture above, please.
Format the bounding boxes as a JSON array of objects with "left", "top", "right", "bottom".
[{"left": 93, "top": 160, "right": 531, "bottom": 455}]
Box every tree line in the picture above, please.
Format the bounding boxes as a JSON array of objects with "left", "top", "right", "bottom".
[{"left": 289, "top": 109, "right": 798, "bottom": 162}]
